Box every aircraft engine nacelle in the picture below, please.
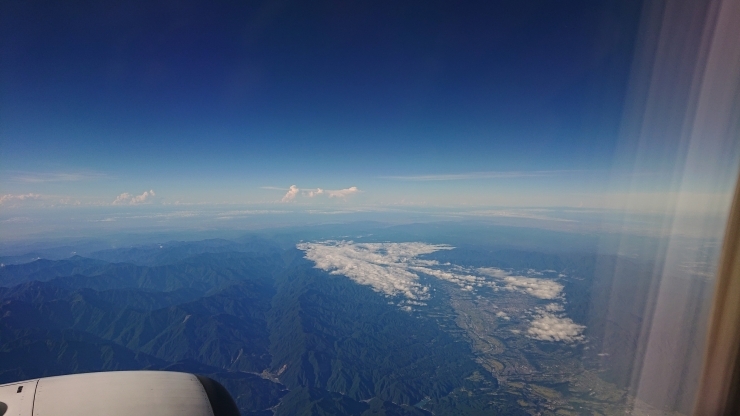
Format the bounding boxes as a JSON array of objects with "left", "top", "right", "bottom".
[{"left": 0, "top": 371, "right": 239, "bottom": 416}]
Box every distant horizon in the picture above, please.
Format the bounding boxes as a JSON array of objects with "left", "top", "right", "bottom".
[
  {"left": 3, "top": 1, "right": 736, "bottom": 241},
  {"left": 0, "top": 201, "right": 732, "bottom": 244}
]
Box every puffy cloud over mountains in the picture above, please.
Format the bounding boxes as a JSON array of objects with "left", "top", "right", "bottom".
[
  {"left": 298, "top": 240, "right": 585, "bottom": 343},
  {"left": 528, "top": 310, "right": 585, "bottom": 343},
  {"left": 478, "top": 267, "right": 563, "bottom": 299},
  {"left": 297, "top": 241, "right": 452, "bottom": 299}
]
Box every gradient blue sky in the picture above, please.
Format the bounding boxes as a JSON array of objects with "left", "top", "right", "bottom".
[
  {"left": 1, "top": 0, "right": 736, "bottom": 237},
  {"left": 0, "top": 1, "right": 643, "bottom": 199}
]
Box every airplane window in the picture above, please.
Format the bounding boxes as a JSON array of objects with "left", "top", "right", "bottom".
[{"left": 0, "top": 1, "right": 738, "bottom": 414}]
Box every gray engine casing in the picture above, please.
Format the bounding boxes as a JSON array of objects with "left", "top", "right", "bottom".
[{"left": 0, "top": 371, "right": 239, "bottom": 416}]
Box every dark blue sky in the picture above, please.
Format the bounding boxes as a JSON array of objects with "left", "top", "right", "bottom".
[{"left": 1, "top": 0, "right": 644, "bottom": 206}]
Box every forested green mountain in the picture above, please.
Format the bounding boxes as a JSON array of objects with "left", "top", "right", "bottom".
[
  {"left": 0, "top": 229, "right": 651, "bottom": 414},
  {"left": 0, "top": 243, "right": 501, "bottom": 414}
]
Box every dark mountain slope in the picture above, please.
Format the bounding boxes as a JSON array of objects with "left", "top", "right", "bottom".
[
  {"left": 83, "top": 287, "right": 204, "bottom": 311},
  {"left": 268, "top": 257, "right": 497, "bottom": 406},
  {"left": 0, "top": 280, "right": 275, "bottom": 373},
  {"left": 2, "top": 252, "right": 279, "bottom": 295},
  {"left": 274, "top": 387, "right": 431, "bottom": 416},
  {"left": 0, "top": 282, "right": 286, "bottom": 415},
  {"left": 0, "top": 256, "right": 110, "bottom": 286},
  {"left": 0, "top": 326, "right": 166, "bottom": 384},
  {"left": 88, "top": 237, "right": 284, "bottom": 266},
  {"left": 0, "top": 241, "right": 520, "bottom": 414}
]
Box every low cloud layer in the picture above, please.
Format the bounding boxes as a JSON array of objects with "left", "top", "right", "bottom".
[
  {"left": 0, "top": 193, "right": 41, "bottom": 205},
  {"left": 278, "top": 185, "right": 359, "bottom": 202},
  {"left": 297, "top": 241, "right": 452, "bottom": 299},
  {"left": 298, "top": 240, "right": 584, "bottom": 343},
  {"left": 112, "top": 190, "right": 156, "bottom": 205},
  {"left": 307, "top": 188, "right": 324, "bottom": 197},
  {"left": 478, "top": 267, "right": 563, "bottom": 299},
  {"left": 327, "top": 186, "right": 358, "bottom": 198},
  {"left": 411, "top": 267, "right": 484, "bottom": 292},
  {"left": 527, "top": 310, "right": 585, "bottom": 343},
  {"left": 464, "top": 209, "right": 574, "bottom": 223}
]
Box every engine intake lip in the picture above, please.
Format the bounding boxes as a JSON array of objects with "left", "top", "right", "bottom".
[{"left": 195, "top": 376, "right": 240, "bottom": 416}]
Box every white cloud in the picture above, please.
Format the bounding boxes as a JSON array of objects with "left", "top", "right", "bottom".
[
  {"left": 410, "top": 266, "right": 485, "bottom": 290},
  {"left": 298, "top": 240, "right": 584, "bottom": 343},
  {"left": 327, "top": 186, "right": 359, "bottom": 198},
  {"left": 478, "top": 267, "right": 563, "bottom": 299},
  {"left": 404, "top": 300, "right": 427, "bottom": 306},
  {"left": 112, "top": 190, "right": 156, "bottom": 205},
  {"left": 275, "top": 185, "right": 358, "bottom": 202},
  {"left": 306, "top": 188, "right": 324, "bottom": 197},
  {"left": 476, "top": 267, "right": 509, "bottom": 279},
  {"left": 496, "top": 311, "right": 511, "bottom": 320},
  {"left": 281, "top": 185, "right": 300, "bottom": 202},
  {"left": 0, "top": 193, "right": 42, "bottom": 205},
  {"left": 501, "top": 275, "right": 563, "bottom": 299},
  {"left": 1, "top": 216, "right": 32, "bottom": 223},
  {"left": 131, "top": 190, "right": 155, "bottom": 204},
  {"left": 544, "top": 303, "right": 564, "bottom": 312},
  {"left": 527, "top": 312, "right": 584, "bottom": 343},
  {"left": 112, "top": 193, "right": 132, "bottom": 205},
  {"left": 297, "top": 241, "right": 453, "bottom": 300},
  {"left": 298, "top": 243, "right": 565, "bottom": 301}
]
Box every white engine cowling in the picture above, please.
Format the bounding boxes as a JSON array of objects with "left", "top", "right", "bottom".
[{"left": 0, "top": 371, "right": 239, "bottom": 416}]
